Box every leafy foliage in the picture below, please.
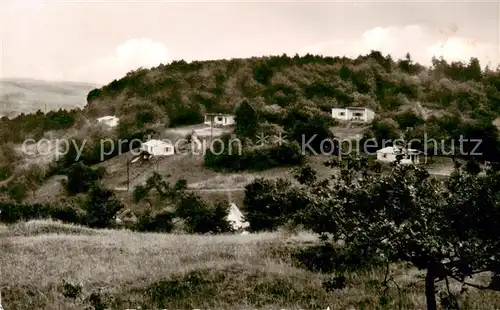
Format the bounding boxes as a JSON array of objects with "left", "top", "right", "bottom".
[
  {"left": 243, "top": 155, "right": 500, "bottom": 309},
  {"left": 83, "top": 185, "right": 124, "bottom": 228},
  {"left": 0, "top": 201, "right": 84, "bottom": 224},
  {"left": 132, "top": 173, "right": 233, "bottom": 234},
  {"left": 63, "top": 162, "right": 105, "bottom": 195},
  {"left": 235, "top": 100, "right": 259, "bottom": 138},
  {"left": 204, "top": 134, "right": 304, "bottom": 171}
]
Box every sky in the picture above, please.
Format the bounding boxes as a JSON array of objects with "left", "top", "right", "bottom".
[{"left": 0, "top": 0, "right": 499, "bottom": 85}]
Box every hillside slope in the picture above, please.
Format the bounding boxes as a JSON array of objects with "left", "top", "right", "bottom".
[
  {"left": 2, "top": 220, "right": 499, "bottom": 309},
  {"left": 85, "top": 53, "right": 500, "bottom": 130},
  {"left": 0, "top": 78, "right": 99, "bottom": 118}
]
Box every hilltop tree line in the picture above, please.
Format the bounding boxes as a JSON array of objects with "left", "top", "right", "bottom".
[{"left": 85, "top": 52, "right": 500, "bottom": 128}]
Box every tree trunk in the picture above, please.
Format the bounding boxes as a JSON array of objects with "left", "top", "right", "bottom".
[{"left": 425, "top": 267, "right": 437, "bottom": 310}]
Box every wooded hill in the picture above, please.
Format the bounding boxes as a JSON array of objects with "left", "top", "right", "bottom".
[{"left": 85, "top": 52, "right": 500, "bottom": 129}]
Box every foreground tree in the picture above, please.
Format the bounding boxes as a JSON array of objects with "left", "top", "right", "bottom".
[{"left": 244, "top": 156, "right": 500, "bottom": 309}]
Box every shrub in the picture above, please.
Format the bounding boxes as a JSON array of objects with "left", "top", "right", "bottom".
[
  {"left": 64, "top": 162, "right": 105, "bottom": 195},
  {"left": 235, "top": 100, "right": 259, "bottom": 138},
  {"left": 243, "top": 178, "right": 310, "bottom": 232},
  {"left": 0, "top": 165, "right": 13, "bottom": 182},
  {"left": 134, "top": 209, "right": 175, "bottom": 233},
  {"left": 204, "top": 140, "right": 304, "bottom": 172},
  {"left": 176, "top": 193, "right": 233, "bottom": 234},
  {"left": 0, "top": 201, "right": 83, "bottom": 224},
  {"left": 286, "top": 112, "right": 337, "bottom": 155},
  {"left": 395, "top": 110, "right": 425, "bottom": 129},
  {"left": 6, "top": 181, "right": 28, "bottom": 203},
  {"left": 83, "top": 185, "right": 124, "bottom": 228}
]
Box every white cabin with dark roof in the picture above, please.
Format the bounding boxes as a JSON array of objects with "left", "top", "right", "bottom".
[{"left": 331, "top": 107, "right": 375, "bottom": 123}]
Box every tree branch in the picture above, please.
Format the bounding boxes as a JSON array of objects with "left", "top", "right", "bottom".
[{"left": 447, "top": 273, "right": 491, "bottom": 290}]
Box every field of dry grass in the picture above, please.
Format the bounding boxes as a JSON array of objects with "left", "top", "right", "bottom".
[{"left": 1, "top": 220, "right": 500, "bottom": 309}]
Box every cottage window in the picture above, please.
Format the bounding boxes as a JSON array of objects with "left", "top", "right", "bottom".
[
  {"left": 217, "top": 116, "right": 223, "bottom": 121},
  {"left": 353, "top": 112, "right": 363, "bottom": 117},
  {"left": 339, "top": 112, "right": 345, "bottom": 116},
  {"left": 165, "top": 147, "right": 170, "bottom": 152}
]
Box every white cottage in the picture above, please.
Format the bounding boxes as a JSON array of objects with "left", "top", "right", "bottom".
[
  {"left": 204, "top": 113, "right": 235, "bottom": 127},
  {"left": 376, "top": 146, "right": 424, "bottom": 164},
  {"left": 140, "top": 139, "right": 175, "bottom": 156},
  {"left": 97, "top": 115, "right": 119, "bottom": 127},
  {"left": 331, "top": 107, "right": 375, "bottom": 123}
]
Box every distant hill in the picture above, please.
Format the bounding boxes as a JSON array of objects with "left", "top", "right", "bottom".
[
  {"left": 85, "top": 53, "right": 500, "bottom": 130},
  {"left": 0, "top": 78, "right": 100, "bottom": 118}
]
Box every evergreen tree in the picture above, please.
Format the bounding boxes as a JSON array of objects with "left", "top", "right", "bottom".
[{"left": 235, "top": 100, "right": 259, "bottom": 139}]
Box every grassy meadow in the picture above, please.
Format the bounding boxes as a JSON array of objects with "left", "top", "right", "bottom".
[{"left": 1, "top": 220, "right": 500, "bottom": 309}]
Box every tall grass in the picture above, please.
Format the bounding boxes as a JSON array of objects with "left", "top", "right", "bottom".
[{"left": 1, "top": 220, "right": 500, "bottom": 309}]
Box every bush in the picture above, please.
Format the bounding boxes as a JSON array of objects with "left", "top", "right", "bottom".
[
  {"left": 286, "top": 112, "right": 337, "bottom": 155},
  {"left": 235, "top": 100, "right": 259, "bottom": 138},
  {"left": 176, "top": 193, "right": 233, "bottom": 234},
  {"left": 395, "top": 110, "right": 425, "bottom": 129},
  {"left": 134, "top": 209, "right": 175, "bottom": 233},
  {"left": 6, "top": 182, "right": 28, "bottom": 203},
  {"left": 131, "top": 173, "right": 232, "bottom": 234},
  {"left": 243, "top": 178, "right": 310, "bottom": 232},
  {"left": 204, "top": 140, "right": 304, "bottom": 172},
  {"left": 0, "top": 165, "right": 13, "bottom": 182},
  {"left": 83, "top": 185, "right": 124, "bottom": 228},
  {"left": 64, "top": 162, "right": 105, "bottom": 195},
  {"left": 0, "top": 202, "right": 83, "bottom": 224}
]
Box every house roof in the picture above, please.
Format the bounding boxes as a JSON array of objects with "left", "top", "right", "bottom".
[
  {"left": 142, "top": 139, "right": 173, "bottom": 147},
  {"left": 346, "top": 106, "right": 368, "bottom": 110},
  {"left": 205, "top": 113, "right": 234, "bottom": 117},
  {"left": 97, "top": 116, "right": 118, "bottom": 122},
  {"left": 332, "top": 107, "right": 373, "bottom": 112},
  {"left": 376, "top": 146, "right": 422, "bottom": 154}
]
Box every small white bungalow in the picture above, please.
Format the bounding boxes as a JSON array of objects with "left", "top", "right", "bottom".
[
  {"left": 332, "top": 107, "right": 375, "bottom": 123},
  {"left": 140, "top": 139, "right": 175, "bottom": 156},
  {"left": 97, "top": 115, "right": 119, "bottom": 127},
  {"left": 376, "top": 146, "right": 424, "bottom": 164},
  {"left": 204, "top": 113, "right": 235, "bottom": 127}
]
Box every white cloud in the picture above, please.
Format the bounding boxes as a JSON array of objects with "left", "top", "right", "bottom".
[
  {"left": 300, "top": 24, "right": 500, "bottom": 68},
  {"left": 71, "top": 38, "right": 170, "bottom": 84}
]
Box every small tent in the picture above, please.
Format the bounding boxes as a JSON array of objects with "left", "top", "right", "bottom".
[{"left": 226, "top": 203, "right": 249, "bottom": 231}]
